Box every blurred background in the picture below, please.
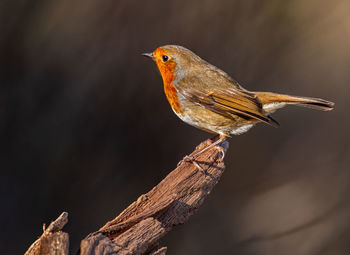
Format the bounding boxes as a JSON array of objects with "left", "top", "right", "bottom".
[{"left": 1, "top": 0, "right": 349, "bottom": 254}]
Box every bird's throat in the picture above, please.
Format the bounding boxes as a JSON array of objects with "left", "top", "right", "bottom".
[
  {"left": 158, "top": 64, "right": 184, "bottom": 116},
  {"left": 163, "top": 81, "right": 184, "bottom": 117}
]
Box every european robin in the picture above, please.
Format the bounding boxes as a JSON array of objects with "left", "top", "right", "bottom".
[{"left": 143, "top": 45, "right": 334, "bottom": 168}]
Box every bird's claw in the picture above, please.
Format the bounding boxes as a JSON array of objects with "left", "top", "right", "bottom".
[
  {"left": 192, "top": 160, "right": 205, "bottom": 174},
  {"left": 218, "top": 146, "right": 225, "bottom": 161},
  {"left": 177, "top": 155, "right": 192, "bottom": 166},
  {"left": 183, "top": 155, "right": 194, "bottom": 162},
  {"left": 178, "top": 155, "right": 206, "bottom": 174}
]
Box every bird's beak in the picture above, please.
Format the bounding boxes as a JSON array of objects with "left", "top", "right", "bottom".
[{"left": 142, "top": 52, "right": 155, "bottom": 60}]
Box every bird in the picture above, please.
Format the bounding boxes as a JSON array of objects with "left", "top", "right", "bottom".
[{"left": 143, "top": 45, "right": 334, "bottom": 169}]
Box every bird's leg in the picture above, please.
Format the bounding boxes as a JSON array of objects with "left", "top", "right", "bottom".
[
  {"left": 179, "top": 135, "right": 228, "bottom": 173},
  {"left": 178, "top": 135, "right": 218, "bottom": 167},
  {"left": 210, "top": 134, "right": 227, "bottom": 160},
  {"left": 188, "top": 135, "right": 227, "bottom": 160}
]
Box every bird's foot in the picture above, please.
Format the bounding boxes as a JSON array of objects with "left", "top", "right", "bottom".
[
  {"left": 178, "top": 155, "right": 206, "bottom": 174},
  {"left": 217, "top": 145, "right": 226, "bottom": 161}
]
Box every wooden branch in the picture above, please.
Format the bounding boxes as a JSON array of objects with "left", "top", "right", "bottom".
[
  {"left": 25, "top": 138, "right": 228, "bottom": 255},
  {"left": 80, "top": 138, "right": 229, "bottom": 255},
  {"left": 25, "top": 212, "right": 69, "bottom": 255}
]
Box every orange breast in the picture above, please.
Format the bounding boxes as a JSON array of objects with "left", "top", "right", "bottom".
[
  {"left": 164, "top": 82, "right": 184, "bottom": 116},
  {"left": 154, "top": 49, "right": 184, "bottom": 116}
]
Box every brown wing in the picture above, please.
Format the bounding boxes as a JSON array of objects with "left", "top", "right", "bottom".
[{"left": 178, "top": 87, "right": 279, "bottom": 127}]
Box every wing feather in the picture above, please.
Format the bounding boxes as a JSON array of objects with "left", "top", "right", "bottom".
[{"left": 178, "top": 88, "right": 279, "bottom": 127}]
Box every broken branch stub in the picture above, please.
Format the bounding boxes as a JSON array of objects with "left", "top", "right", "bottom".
[{"left": 80, "top": 138, "right": 229, "bottom": 255}]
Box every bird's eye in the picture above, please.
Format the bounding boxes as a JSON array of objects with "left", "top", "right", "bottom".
[{"left": 162, "top": 55, "right": 169, "bottom": 62}]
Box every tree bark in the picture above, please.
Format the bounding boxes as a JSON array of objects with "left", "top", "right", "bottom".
[
  {"left": 25, "top": 212, "right": 69, "bottom": 255},
  {"left": 26, "top": 138, "right": 228, "bottom": 255}
]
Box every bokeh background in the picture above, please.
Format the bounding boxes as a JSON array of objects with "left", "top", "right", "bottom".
[{"left": 1, "top": 0, "right": 350, "bottom": 254}]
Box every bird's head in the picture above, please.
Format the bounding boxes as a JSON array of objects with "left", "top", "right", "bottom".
[{"left": 143, "top": 45, "right": 202, "bottom": 84}]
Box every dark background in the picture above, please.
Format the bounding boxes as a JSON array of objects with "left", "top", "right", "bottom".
[{"left": 1, "top": 0, "right": 350, "bottom": 254}]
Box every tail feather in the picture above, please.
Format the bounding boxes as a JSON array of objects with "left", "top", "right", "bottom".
[
  {"left": 255, "top": 92, "right": 334, "bottom": 113},
  {"left": 267, "top": 114, "right": 280, "bottom": 127}
]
